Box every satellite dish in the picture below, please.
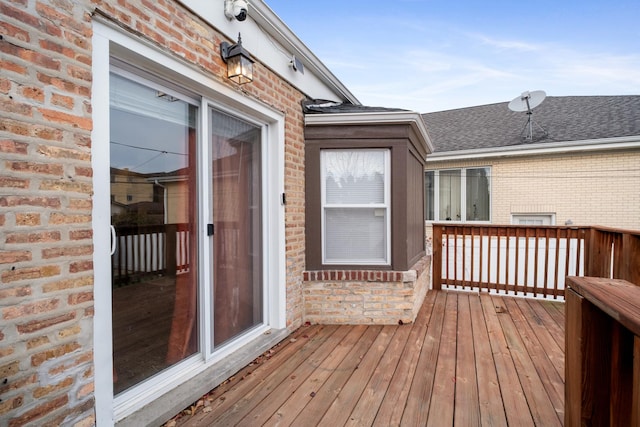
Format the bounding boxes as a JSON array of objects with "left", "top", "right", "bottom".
[
  {"left": 508, "top": 90, "right": 548, "bottom": 142},
  {"left": 508, "top": 90, "right": 546, "bottom": 112}
]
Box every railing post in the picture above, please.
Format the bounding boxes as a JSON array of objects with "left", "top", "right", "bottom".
[
  {"left": 432, "top": 225, "right": 442, "bottom": 290},
  {"left": 616, "top": 232, "right": 640, "bottom": 285},
  {"left": 165, "top": 223, "right": 177, "bottom": 277},
  {"left": 586, "top": 227, "right": 613, "bottom": 278}
]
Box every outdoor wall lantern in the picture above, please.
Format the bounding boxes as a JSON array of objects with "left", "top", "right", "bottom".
[{"left": 220, "top": 33, "right": 254, "bottom": 85}]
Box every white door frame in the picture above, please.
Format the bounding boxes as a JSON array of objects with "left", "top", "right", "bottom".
[{"left": 92, "top": 21, "right": 286, "bottom": 425}]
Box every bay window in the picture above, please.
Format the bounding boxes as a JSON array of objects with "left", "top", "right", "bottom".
[
  {"left": 426, "top": 167, "right": 491, "bottom": 222},
  {"left": 304, "top": 112, "right": 430, "bottom": 272}
]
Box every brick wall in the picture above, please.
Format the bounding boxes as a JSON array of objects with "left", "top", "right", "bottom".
[
  {"left": 1, "top": 0, "right": 96, "bottom": 425},
  {"left": 426, "top": 149, "right": 640, "bottom": 235},
  {"left": 303, "top": 255, "right": 431, "bottom": 324},
  {"left": 0, "top": 0, "right": 308, "bottom": 425}
]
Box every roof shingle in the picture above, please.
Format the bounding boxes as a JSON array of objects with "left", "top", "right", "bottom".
[{"left": 422, "top": 95, "right": 640, "bottom": 153}]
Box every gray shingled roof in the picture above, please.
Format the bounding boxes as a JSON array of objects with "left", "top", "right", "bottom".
[
  {"left": 302, "top": 99, "right": 408, "bottom": 114},
  {"left": 421, "top": 95, "right": 640, "bottom": 153}
]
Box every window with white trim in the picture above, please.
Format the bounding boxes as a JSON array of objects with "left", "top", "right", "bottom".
[
  {"left": 511, "top": 214, "right": 555, "bottom": 225},
  {"left": 425, "top": 167, "right": 491, "bottom": 222},
  {"left": 321, "top": 149, "right": 390, "bottom": 265}
]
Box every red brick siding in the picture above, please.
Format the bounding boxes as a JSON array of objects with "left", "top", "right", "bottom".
[{"left": 1, "top": 0, "right": 307, "bottom": 424}]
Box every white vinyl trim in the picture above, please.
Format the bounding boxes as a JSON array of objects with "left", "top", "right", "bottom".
[
  {"left": 427, "top": 136, "right": 640, "bottom": 162},
  {"left": 91, "top": 24, "right": 115, "bottom": 426}
]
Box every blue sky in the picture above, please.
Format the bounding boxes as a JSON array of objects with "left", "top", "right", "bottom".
[{"left": 265, "top": 1, "right": 640, "bottom": 113}]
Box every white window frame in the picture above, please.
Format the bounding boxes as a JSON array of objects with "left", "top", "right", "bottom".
[
  {"left": 320, "top": 149, "right": 391, "bottom": 265},
  {"left": 511, "top": 213, "right": 556, "bottom": 225},
  {"left": 92, "top": 21, "right": 285, "bottom": 425},
  {"left": 426, "top": 167, "right": 492, "bottom": 223}
]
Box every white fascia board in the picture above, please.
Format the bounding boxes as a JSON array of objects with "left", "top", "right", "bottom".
[
  {"left": 305, "top": 111, "right": 435, "bottom": 154},
  {"left": 180, "top": 0, "right": 359, "bottom": 104},
  {"left": 426, "top": 135, "right": 640, "bottom": 163}
]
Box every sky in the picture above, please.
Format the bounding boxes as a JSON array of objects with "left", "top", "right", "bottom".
[{"left": 265, "top": 1, "right": 640, "bottom": 113}]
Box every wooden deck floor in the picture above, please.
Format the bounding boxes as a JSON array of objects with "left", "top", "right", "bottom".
[{"left": 170, "top": 290, "right": 565, "bottom": 427}]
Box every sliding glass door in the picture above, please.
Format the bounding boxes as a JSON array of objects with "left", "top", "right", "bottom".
[
  {"left": 109, "top": 72, "right": 199, "bottom": 394},
  {"left": 210, "top": 109, "right": 263, "bottom": 347},
  {"left": 108, "top": 72, "right": 266, "bottom": 397}
]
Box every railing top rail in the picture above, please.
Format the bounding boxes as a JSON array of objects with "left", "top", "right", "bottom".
[
  {"left": 589, "top": 225, "right": 640, "bottom": 237},
  {"left": 433, "top": 223, "right": 640, "bottom": 237},
  {"left": 433, "top": 223, "right": 589, "bottom": 230}
]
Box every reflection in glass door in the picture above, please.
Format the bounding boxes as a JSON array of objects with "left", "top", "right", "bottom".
[
  {"left": 210, "top": 109, "right": 263, "bottom": 347},
  {"left": 109, "top": 72, "right": 198, "bottom": 394}
]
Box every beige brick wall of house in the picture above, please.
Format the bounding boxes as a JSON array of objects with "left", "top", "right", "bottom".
[
  {"left": 0, "top": 0, "right": 307, "bottom": 425},
  {"left": 303, "top": 255, "right": 431, "bottom": 325},
  {"left": 427, "top": 149, "right": 640, "bottom": 234}
]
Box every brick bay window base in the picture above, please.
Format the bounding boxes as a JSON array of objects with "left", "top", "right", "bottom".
[{"left": 303, "top": 255, "right": 431, "bottom": 324}]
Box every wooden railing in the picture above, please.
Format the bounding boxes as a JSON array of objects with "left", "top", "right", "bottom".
[
  {"left": 111, "top": 223, "right": 190, "bottom": 286},
  {"left": 432, "top": 225, "right": 640, "bottom": 299},
  {"left": 565, "top": 276, "right": 640, "bottom": 425}
]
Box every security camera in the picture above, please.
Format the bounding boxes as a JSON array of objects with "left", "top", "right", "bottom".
[{"left": 225, "top": 0, "right": 248, "bottom": 21}]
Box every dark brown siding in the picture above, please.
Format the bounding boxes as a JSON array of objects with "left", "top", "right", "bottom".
[
  {"left": 304, "top": 122, "right": 427, "bottom": 271},
  {"left": 406, "top": 148, "right": 426, "bottom": 267}
]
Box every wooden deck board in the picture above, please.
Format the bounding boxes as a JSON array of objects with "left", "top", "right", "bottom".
[
  {"left": 540, "top": 299, "right": 566, "bottom": 333},
  {"left": 372, "top": 289, "right": 439, "bottom": 427},
  {"left": 202, "top": 325, "right": 342, "bottom": 426},
  {"left": 344, "top": 325, "right": 410, "bottom": 427},
  {"left": 172, "top": 291, "right": 566, "bottom": 427},
  {"left": 479, "top": 294, "right": 535, "bottom": 426},
  {"left": 526, "top": 298, "right": 566, "bottom": 356},
  {"left": 494, "top": 296, "right": 562, "bottom": 426},
  {"left": 392, "top": 290, "right": 444, "bottom": 426},
  {"left": 259, "top": 325, "right": 369, "bottom": 426},
  {"left": 514, "top": 298, "right": 565, "bottom": 380},
  {"left": 425, "top": 292, "right": 457, "bottom": 426},
  {"left": 317, "top": 325, "right": 396, "bottom": 426},
  {"left": 469, "top": 293, "right": 508, "bottom": 427},
  {"left": 506, "top": 298, "right": 565, "bottom": 422},
  {"left": 454, "top": 294, "right": 481, "bottom": 427},
  {"left": 231, "top": 325, "right": 356, "bottom": 426},
  {"left": 294, "top": 325, "right": 384, "bottom": 426}
]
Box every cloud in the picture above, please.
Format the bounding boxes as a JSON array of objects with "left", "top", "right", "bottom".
[
  {"left": 472, "top": 34, "right": 544, "bottom": 52},
  {"left": 550, "top": 51, "right": 640, "bottom": 87},
  {"left": 318, "top": 26, "right": 640, "bottom": 113}
]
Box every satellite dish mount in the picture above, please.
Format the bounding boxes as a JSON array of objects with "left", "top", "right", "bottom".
[{"left": 508, "top": 90, "right": 548, "bottom": 142}]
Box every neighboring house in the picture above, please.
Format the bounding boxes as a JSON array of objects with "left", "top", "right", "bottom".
[
  {"left": 422, "top": 95, "right": 640, "bottom": 231},
  {"left": 0, "top": 1, "right": 430, "bottom": 426}
]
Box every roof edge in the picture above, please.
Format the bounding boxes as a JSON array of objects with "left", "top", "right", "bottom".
[
  {"left": 305, "top": 111, "right": 434, "bottom": 154},
  {"left": 251, "top": 1, "right": 360, "bottom": 105},
  {"left": 426, "top": 135, "right": 640, "bottom": 162}
]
